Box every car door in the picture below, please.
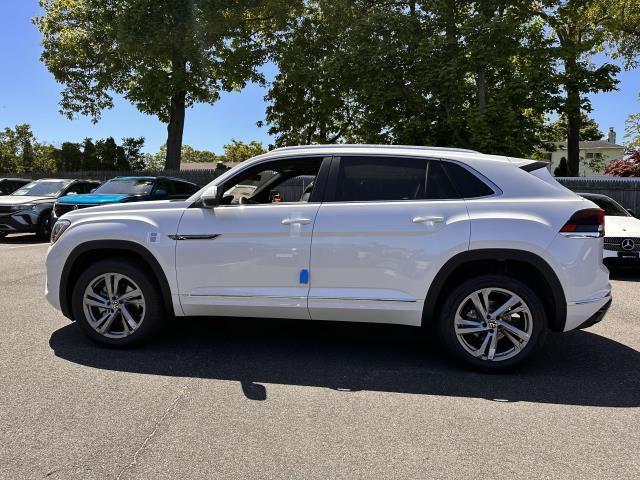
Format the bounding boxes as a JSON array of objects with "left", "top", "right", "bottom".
[
  {"left": 308, "top": 156, "right": 472, "bottom": 326},
  {"left": 176, "top": 156, "right": 330, "bottom": 319}
]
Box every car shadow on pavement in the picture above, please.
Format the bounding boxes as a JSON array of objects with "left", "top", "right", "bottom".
[
  {"left": 49, "top": 317, "right": 640, "bottom": 407},
  {"left": 0, "top": 234, "right": 46, "bottom": 245}
]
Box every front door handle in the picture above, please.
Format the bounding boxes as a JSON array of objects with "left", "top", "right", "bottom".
[
  {"left": 282, "top": 217, "right": 311, "bottom": 225},
  {"left": 413, "top": 216, "right": 445, "bottom": 224}
]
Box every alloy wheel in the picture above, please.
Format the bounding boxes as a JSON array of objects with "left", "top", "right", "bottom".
[
  {"left": 453, "top": 288, "right": 533, "bottom": 362},
  {"left": 82, "top": 273, "right": 146, "bottom": 339}
]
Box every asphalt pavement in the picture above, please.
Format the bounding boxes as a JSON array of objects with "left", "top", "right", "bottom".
[{"left": 0, "top": 234, "right": 638, "bottom": 479}]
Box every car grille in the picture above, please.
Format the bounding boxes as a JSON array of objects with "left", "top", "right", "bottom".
[
  {"left": 54, "top": 203, "right": 97, "bottom": 217},
  {"left": 0, "top": 205, "right": 21, "bottom": 214},
  {"left": 603, "top": 237, "right": 640, "bottom": 252}
]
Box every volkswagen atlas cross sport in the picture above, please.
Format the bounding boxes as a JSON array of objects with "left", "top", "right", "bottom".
[{"left": 45, "top": 145, "right": 612, "bottom": 371}]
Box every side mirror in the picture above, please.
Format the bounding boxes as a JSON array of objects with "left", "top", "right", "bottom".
[
  {"left": 201, "top": 185, "right": 220, "bottom": 208},
  {"left": 90, "top": 188, "right": 97, "bottom": 193}
]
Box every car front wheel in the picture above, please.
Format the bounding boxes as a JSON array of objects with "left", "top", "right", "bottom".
[
  {"left": 71, "top": 259, "right": 165, "bottom": 347},
  {"left": 438, "top": 275, "right": 547, "bottom": 371}
]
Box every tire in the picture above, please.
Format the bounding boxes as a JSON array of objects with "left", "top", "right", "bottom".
[
  {"left": 35, "top": 213, "right": 52, "bottom": 241},
  {"left": 71, "top": 259, "right": 165, "bottom": 347},
  {"left": 437, "top": 274, "right": 547, "bottom": 372}
]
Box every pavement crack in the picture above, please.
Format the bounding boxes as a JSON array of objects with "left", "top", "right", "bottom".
[{"left": 115, "top": 383, "right": 190, "bottom": 480}]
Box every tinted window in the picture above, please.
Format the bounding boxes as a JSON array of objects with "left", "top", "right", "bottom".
[
  {"left": 334, "top": 157, "right": 462, "bottom": 202},
  {"left": 586, "top": 196, "right": 630, "bottom": 217},
  {"left": 336, "top": 157, "right": 428, "bottom": 202},
  {"left": 94, "top": 178, "right": 155, "bottom": 195},
  {"left": 12, "top": 181, "right": 69, "bottom": 197},
  {"left": 442, "top": 162, "right": 494, "bottom": 198},
  {"left": 172, "top": 181, "right": 199, "bottom": 196},
  {"left": 426, "top": 161, "right": 460, "bottom": 199}
]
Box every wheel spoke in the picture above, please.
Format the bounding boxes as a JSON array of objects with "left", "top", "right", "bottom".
[
  {"left": 497, "top": 319, "right": 530, "bottom": 341},
  {"left": 487, "top": 329, "right": 498, "bottom": 360},
  {"left": 120, "top": 305, "right": 138, "bottom": 330},
  {"left": 457, "top": 325, "right": 490, "bottom": 335},
  {"left": 118, "top": 289, "right": 142, "bottom": 303},
  {"left": 503, "top": 330, "right": 522, "bottom": 352},
  {"left": 472, "top": 331, "right": 492, "bottom": 358},
  {"left": 85, "top": 292, "right": 109, "bottom": 309},
  {"left": 491, "top": 294, "right": 520, "bottom": 318},
  {"left": 105, "top": 274, "right": 115, "bottom": 300},
  {"left": 469, "top": 291, "right": 487, "bottom": 319},
  {"left": 97, "top": 310, "right": 119, "bottom": 334}
]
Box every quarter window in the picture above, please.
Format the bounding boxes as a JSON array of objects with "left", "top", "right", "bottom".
[{"left": 441, "top": 161, "right": 494, "bottom": 198}]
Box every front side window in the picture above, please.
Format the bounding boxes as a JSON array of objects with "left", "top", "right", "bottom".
[
  {"left": 12, "top": 181, "right": 69, "bottom": 197},
  {"left": 94, "top": 178, "right": 155, "bottom": 195},
  {"left": 220, "top": 157, "right": 324, "bottom": 205}
]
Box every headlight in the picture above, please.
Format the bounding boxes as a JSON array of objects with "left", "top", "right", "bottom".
[
  {"left": 51, "top": 219, "right": 71, "bottom": 244},
  {"left": 16, "top": 203, "right": 38, "bottom": 212}
]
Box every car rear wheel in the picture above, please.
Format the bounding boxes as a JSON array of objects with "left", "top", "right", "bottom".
[
  {"left": 437, "top": 275, "right": 546, "bottom": 372},
  {"left": 71, "top": 259, "right": 165, "bottom": 347}
]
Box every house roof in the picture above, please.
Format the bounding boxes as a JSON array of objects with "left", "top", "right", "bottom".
[{"left": 551, "top": 140, "right": 624, "bottom": 150}]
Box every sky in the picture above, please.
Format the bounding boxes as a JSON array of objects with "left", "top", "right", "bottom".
[{"left": 1, "top": 1, "right": 639, "bottom": 155}]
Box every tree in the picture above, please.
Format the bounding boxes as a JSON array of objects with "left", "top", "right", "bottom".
[
  {"left": 548, "top": 112, "right": 604, "bottom": 141},
  {"left": 624, "top": 112, "right": 640, "bottom": 147},
  {"left": 265, "top": 1, "right": 557, "bottom": 156},
  {"left": 222, "top": 139, "right": 266, "bottom": 163},
  {"left": 532, "top": 1, "right": 620, "bottom": 176},
  {"left": 36, "top": 0, "right": 298, "bottom": 170},
  {"left": 604, "top": 0, "right": 640, "bottom": 69},
  {"left": 604, "top": 147, "right": 640, "bottom": 176},
  {"left": 554, "top": 156, "right": 570, "bottom": 176}
]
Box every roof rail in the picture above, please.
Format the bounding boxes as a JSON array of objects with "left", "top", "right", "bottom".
[{"left": 270, "top": 144, "right": 479, "bottom": 154}]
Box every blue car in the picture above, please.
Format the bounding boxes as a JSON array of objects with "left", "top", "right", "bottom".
[{"left": 52, "top": 176, "right": 200, "bottom": 223}]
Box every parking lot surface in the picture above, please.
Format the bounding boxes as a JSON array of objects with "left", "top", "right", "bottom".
[{"left": 0, "top": 234, "right": 638, "bottom": 479}]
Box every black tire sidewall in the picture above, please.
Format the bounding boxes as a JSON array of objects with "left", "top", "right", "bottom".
[
  {"left": 438, "top": 275, "right": 547, "bottom": 372},
  {"left": 71, "top": 259, "right": 164, "bottom": 347},
  {"left": 36, "top": 213, "right": 51, "bottom": 240}
]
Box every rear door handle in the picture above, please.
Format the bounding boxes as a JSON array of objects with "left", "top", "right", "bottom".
[
  {"left": 282, "top": 217, "right": 311, "bottom": 225},
  {"left": 413, "top": 216, "right": 445, "bottom": 224}
]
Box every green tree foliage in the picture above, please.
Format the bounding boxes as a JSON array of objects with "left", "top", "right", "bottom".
[
  {"left": 532, "top": 1, "right": 620, "bottom": 176},
  {"left": 51, "top": 136, "right": 146, "bottom": 172},
  {"left": 0, "top": 124, "right": 57, "bottom": 173},
  {"left": 548, "top": 112, "right": 604, "bottom": 141},
  {"left": 222, "top": 139, "right": 266, "bottom": 163},
  {"left": 265, "top": 1, "right": 558, "bottom": 157},
  {"left": 624, "top": 112, "right": 640, "bottom": 147},
  {"left": 604, "top": 0, "right": 640, "bottom": 69},
  {"left": 36, "top": 0, "right": 298, "bottom": 170}
]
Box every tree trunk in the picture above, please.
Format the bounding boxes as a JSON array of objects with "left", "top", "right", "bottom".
[
  {"left": 475, "top": 69, "right": 487, "bottom": 115},
  {"left": 564, "top": 58, "right": 581, "bottom": 177},
  {"left": 165, "top": 90, "right": 186, "bottom": 171}
]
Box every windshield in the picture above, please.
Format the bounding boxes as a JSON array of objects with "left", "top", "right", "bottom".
[
  {"left": 586, "top": 196, "right": 630, "bottom": 217},
  {"left": 12, "top": 181, "right": 68, "bottom": 197},
  {"left": 94, "top": 178, "right": 154, "bottom": 195}
]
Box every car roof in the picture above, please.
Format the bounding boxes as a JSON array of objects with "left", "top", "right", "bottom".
[
  {"left": 112, "top": 176, "right": 196, "bottom": 184},
  {"left": 0, "top": 178, "right": 31, "bottom": 182}
]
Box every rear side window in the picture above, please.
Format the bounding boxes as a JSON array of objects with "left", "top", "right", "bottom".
[
  {"left": 334, "top": 156, "right": 461, "bottom": 202},
  {"left": 442, "top": 161, "right": 494, "bottom": 198}
]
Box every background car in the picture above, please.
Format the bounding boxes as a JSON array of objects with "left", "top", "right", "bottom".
[
  {"left": 580, "top": 193, "right": 640, "bottom": 267},
  {"left": 0, "top": 178, "right": 101, "bottom": 239},
  {"left": 0, "top": 178, "right": 31, "bottom": 195},
  {"left": 52, "top": 176, "right": 200, "bottom": 224}
]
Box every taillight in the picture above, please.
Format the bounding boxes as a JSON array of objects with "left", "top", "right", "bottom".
[{"left": 560, "top": 209, "right": 605, "bottom": 238}]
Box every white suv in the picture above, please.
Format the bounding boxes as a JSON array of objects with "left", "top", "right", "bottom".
[{"left": 45, "top": 145, "right": 611, "bottom": 370}]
